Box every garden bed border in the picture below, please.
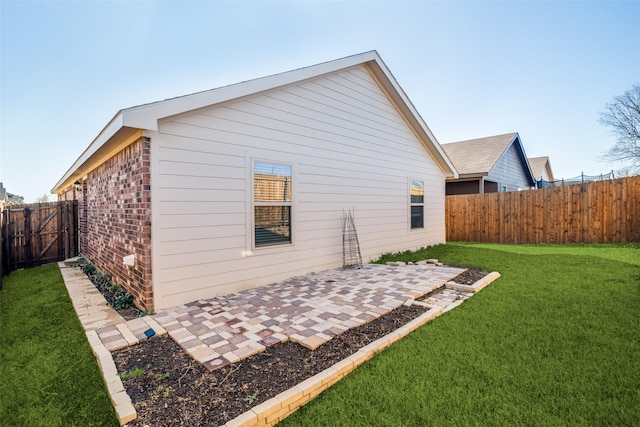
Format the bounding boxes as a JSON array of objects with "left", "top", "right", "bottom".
[
  {"left": 58, "top": 261, "right": 500, "bottom": 426},
  {"left": 224, "top": 271, "right": 501, "bottom": 427}
]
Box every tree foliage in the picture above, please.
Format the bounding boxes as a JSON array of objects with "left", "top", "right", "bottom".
[
  {"left": 600, "top": 84, "right": 640, "bottom": 173},
  {"left": 34, "top": 193, "right": 50, "bottom": 203}
]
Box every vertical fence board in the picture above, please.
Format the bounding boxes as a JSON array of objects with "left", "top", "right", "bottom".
[
  {"left": 445, "top": 175, "right": 640, "bottom": 244},
  {"left": 24, "top": 208, "right": 31, "bottom": 268}
]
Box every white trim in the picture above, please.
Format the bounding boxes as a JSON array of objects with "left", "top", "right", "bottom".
[
  {"left": 250, "top": 158, "right": 295, "bottom": 251},
  {"left": 148, "top": 130, "right": 161, "bottom": 308},
  {"left": 52, "top": 51, "right": 457, "bottom": 194},
  {"left": 409, "top": 177, "right": 425, "bottom": 230}
]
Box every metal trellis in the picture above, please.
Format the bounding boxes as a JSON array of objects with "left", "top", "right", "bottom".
[{"left": 342, "top": 209, "right": 362, "bottom": 269}]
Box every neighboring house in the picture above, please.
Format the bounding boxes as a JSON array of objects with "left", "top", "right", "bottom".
[
  {"left": 52, "top": 51, "right": 457, "bottom": 311},
  {"left": 528, "top": 156, "right": 555, "bottom": 186},
  {"left": 441, "top": 132, "right": 536, "bottom": 195},
  {"left": 0, "top": 182, "right": 25, "bottom": 207}
]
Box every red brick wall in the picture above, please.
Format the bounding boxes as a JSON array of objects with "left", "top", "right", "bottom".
[{"left": 82, "top": 137, "right": 153, "bottom": 310}]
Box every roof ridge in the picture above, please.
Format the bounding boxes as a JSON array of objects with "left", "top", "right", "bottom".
[{"left": 441, "top": 132, "right": 517, "bottom": 146}]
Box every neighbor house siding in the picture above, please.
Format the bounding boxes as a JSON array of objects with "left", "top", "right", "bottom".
[
  {"left": 84, "top": 137, "right": 154, "bottom": 310},
  {"left": 446, "top": 180, "right": 480, "bottom": 195},
  {"left": 151, "top": 65, "right": 446, "bottom": 308},
  {"left": 489, "top": 144, "right": 531, "bottom": 191}
]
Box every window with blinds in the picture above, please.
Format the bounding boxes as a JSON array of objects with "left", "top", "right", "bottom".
[
  {"left": 410, "top": 179, "right": 424, "bottom": 229},
  {"left": 253, "top": 161, "right": 292, "bottom": 247}
]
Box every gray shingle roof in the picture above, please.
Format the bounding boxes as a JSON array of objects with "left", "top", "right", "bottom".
[
  {"left": 528, "top": 156, "right": 550, "bottom": 180},
  {"left": 441, "top": 133, "right": 518, "bottom": 176}
]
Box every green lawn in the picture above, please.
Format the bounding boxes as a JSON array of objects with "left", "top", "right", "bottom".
[
  {"left": 0, "top": 264, "right": 118, "bottom": 427},
  {"left": 281, "top": 243, "right": 640, "bottom": 426}
]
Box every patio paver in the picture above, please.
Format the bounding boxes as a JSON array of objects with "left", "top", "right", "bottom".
[
  {"left": 66, "top": 261, "right": 467, "bottom": 372},
  {"left": 116, "top": 263, "right": 464, "bottom": 371},
  {"left": 60, "top": 259, "right": 500, "bottom": 426}
]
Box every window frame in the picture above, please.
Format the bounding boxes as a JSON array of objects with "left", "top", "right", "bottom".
[
  {"left": 252, "top": 160, "right": 294, "bottom": 249},
  {"left": 409, "top": 178, "right": 425, "bottom": 230}
]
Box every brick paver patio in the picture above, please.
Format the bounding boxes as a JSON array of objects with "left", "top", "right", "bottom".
[
  {"left": 92, "top": 263, "right": 464, "bottom": 371},
  {"left": 60, "top": 259, "right": 499, "bottom": 425}
]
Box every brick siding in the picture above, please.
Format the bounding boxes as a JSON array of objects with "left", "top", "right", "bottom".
[{"left": 81, "top": 137, "right": 153, "bottom": 310}]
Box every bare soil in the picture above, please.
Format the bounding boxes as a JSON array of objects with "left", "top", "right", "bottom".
[{"left": 112, "top": 267, "right": 487, "bottom": 427}]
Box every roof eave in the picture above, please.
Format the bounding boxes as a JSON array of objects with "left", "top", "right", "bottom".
[
  {"left": 487, "top": 133, "right": 536, "bottom": 186},
  {"left": 122, "top": 51, "right": 384, "bottom": 131},
  {"left": 51, "top": 112, "right": 137, "bottom": 193},
  {"left": 545, "top": 158, "right": 555, "bottom": 181},
  {"left": 365, "top": 56, "right": 458, "bottom": 179},
  {"left": 122, "top": 51, "right": 458, "bottom": 179},
  {"left": 53, "top": 51, "right": 459, "bottom": 192},
  {"left": 446, "top": 172, "right": 487, "bottom": 181}
]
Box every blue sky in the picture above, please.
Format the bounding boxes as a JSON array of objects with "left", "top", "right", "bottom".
[{"left": 1, "top": 1, "right": 638, "bottom": 203}]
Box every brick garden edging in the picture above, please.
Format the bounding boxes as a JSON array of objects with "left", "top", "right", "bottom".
[
  {"left": 446, "top": 271, "right": 501, "bottom": 294},
  {"left": 58, "top": 261, "right": 500, "bottom": 426},
  {"left": 223, "top": 272, "right": 501, "bottom": 427},
  {"left": 59, "top": 263, "right": 139, "bottom": 425},
  {"left": 223, "top": 302, "right": 441, "bottom": 427}
]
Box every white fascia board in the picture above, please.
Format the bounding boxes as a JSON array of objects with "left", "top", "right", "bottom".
[
  {"left": 366, "top": 55, "right": 458, "bottom": 179},
  {"left": 121, "top": 51, "right": 382, "bottom": 130},
  {"left": 52, "top": 52, "right": 381, "bottom": 193},
  {"left": 52, "top": 50, "right": 458, "bottom": 192},
  {"left": 51, "top": 111, "right": 125, "bottom": 193}
]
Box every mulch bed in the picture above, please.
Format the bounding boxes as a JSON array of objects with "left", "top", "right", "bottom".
[
  {"left": 447, "top": 267, "right": 488, "bottom": 285},
  {"left": 111, "top": 266, "right": 488, "bottom": 427},
  {"left": 114, "top": 304, "right": 427, "bottom": 426}
]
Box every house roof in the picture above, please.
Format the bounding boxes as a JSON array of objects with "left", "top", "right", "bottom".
[
  {"left": 52, "top": 51, "right": 457, "bottom": 193},
  {"left": 441, "top": 132, "right": 536, "bottom": 186},
  {"left": 528, "top": 156, "right": 554, "bottom": 181}
]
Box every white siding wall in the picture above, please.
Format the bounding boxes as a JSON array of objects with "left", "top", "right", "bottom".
[
  {"left": 489, "top": 144, "right": 532, "bottom": 191},
  {"left": 151, "top": 65, "right": 446, "bottom": 309}
]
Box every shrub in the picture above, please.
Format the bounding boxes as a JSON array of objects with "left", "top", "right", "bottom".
[
  {"left": 80, "top": 263, "right": 134, "bottom": 311},
  {"left": 112, "top": 286, "right": 134, "bottom": 311}
]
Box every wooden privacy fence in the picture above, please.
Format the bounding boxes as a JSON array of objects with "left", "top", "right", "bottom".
[
  {"left": 446, "top": 175, "right": 640, "bottom": 244},
  {"left": 1, "top": 200, "right": 78, "bottom": 276}
]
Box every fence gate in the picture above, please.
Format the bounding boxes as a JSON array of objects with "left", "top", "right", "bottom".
[{"left": 1, "top": 200, "right": 78, "bottom": 276}]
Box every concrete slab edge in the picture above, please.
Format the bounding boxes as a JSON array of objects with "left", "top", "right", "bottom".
[{"left": 224, "top": 306, "right": 444, "bottom": 427}]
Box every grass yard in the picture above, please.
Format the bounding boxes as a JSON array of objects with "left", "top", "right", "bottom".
[
  {"left": 281, "top": 243, "right": 640, "bottom": 426},
  {"left": 0, "top": 264, "right": 118, "bottom": 427}
]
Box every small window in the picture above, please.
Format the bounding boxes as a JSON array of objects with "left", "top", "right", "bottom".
[
  {"left": 410, "top": 179, "right": 424, "bottom": 229},
  {"left": 253, "top": 161, "right": 292, "bottom": 247}
]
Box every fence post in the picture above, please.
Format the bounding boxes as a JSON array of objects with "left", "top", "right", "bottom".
[
  {"left": 71, "top": 200, "right": 78, "bottom": 257},
  {"left": 57, "top": 201, "right": 64, "bottom": 260},
  {"left": 5, "top": 209, "right": 12, "bottom": 273},
  {"left": 0, "top": 209, "right": 4, "bottom": 289},
  {"left": 34, "top": 204, "right": 42, "bottom": 267},
  {"left": 24, "top": 207, "right": 32, "bottom": 268}
]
